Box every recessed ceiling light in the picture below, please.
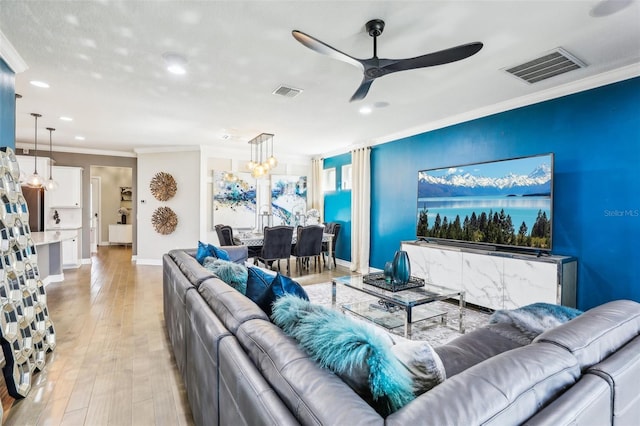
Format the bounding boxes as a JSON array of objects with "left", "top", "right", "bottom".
[
  {"left": 162, "top": 52, "right": 188, "bottom": 75},
  {"left": 30, "top": 80, "right": 50, "bottom": 88},
  {"left": 60, "top": 116, "right": 73, "bottom": 121},
  {"left": 359, "top": 106, "right": 373, "bottom": 115},
  {"left": 75, "top": 136, "right": 85, "bottom": 141}
]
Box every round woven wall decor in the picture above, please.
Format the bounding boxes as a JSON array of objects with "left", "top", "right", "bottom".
[
  {"left": 152, "top": 206, "right": 178, "bottom": 235},
  {"left": 150, "top": 172, "right": 177, "bottom": 201}
]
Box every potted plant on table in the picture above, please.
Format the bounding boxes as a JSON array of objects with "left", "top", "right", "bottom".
[{"left": 118, "top": 207, "right": 130, "bottom": 224}]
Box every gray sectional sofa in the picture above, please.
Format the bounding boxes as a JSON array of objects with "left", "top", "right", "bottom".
[{"left": 163, "top": 247, "right": 640, "bottom": 425}]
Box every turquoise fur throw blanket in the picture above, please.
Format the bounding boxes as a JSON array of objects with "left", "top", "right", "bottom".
[{"left": 489, "top": 302, "right": 582, "bottom": 342}]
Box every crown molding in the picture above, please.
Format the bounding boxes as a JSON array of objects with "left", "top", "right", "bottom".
[
  {"left": 134, "top": 145, "right": 200, "bottom": 154},
  {"left": 322, "top": 63, "right": 640, "bottom": 158},
  {"left": 16, "top": 142, "right": 137, "bottom": 158},
  {"left": 0, "top": 30, "right": 28, "bottom": 73}
]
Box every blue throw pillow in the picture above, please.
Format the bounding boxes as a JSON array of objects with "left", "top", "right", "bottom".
[
  {"left": 255, "top": 273, "right": 309, "bottom": 317},
  {"left": 195, "top": 241, "right": 230, "bottom": 264},
  {"left": 271, "top": 295, "right": 415, "bottom": 416},
  {"left": 245, "top": 267, "right": 276, "bottom": 302},
  {"left": 203, "top": 258, "right": 248, "bottom": 294},
  {"left": 211, "top": 245, "right": 230, "bottom": 261}
]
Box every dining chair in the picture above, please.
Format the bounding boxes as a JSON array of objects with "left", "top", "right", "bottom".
[
  {"left": 322, "top": 222, "right": 341, "bottom": 268},
  {"left": 292, "top": 225, "right": 324, "bottom": 274},
  {"left": 255, "top": 226, "right": 294, "bottom": 275},
  {"left": 215, "top": 224, "right": 239, "bottom": 246}
]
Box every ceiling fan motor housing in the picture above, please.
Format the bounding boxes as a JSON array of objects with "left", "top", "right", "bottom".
[{"left": 366, "top": 19, "right": 385, "bottom": 37}]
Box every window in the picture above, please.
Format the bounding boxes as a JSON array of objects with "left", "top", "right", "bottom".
[
  {"left": 341, "top": 164, "right": 352, "bottom": 190},
  {"left": 323, "top": 168, "right": 336, "bottom": 192}
]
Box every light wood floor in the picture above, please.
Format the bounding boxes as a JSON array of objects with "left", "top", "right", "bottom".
[{"left": 2, "top": 246, "right": 351, "bottom": 425}]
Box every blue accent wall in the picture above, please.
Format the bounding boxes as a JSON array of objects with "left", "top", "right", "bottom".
[
  {"left": 326, "top": 77, "right": 640, "bottom": 310},
  {"left": 323, "top": 153, "right": 352, "bottom": 261},
  {"left": 0, "top": 59, "right": 16, "bottom": 149}
]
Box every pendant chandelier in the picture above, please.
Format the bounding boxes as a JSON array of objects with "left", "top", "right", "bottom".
[
  {"left": 26, "top": 113, "right": 43, "bottom": 188},
  {"left": 45, "top": 127, "right": 58, "bottom": 191},
  {"left": 246, "top": 133, "right": 277, "bottom": 179}
]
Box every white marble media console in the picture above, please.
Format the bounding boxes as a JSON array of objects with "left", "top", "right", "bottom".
[{"left": 402, "top": 241, "right": 577, "bottom": 310}]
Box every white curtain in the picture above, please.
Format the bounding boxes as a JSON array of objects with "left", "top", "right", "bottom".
[
  {"left": 350, "top": 147, "right": 371, "bottom": 273},
  {"left": 311, "top": 158, "right": 324, "bottom": 222}
]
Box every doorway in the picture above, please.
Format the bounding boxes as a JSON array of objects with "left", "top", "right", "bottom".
[
  {"left": 90, "top": 166, "right": 133, "bottom": 248},
  {"left": 90, "top": 176, "right": 101, "bottom": 253}
]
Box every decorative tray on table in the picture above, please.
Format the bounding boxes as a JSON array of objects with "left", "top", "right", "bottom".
[{"left": 362, "top": 273, "right": 425, "bottom": 292}]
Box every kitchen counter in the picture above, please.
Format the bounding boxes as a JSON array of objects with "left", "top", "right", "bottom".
[
  {"left": 31, "top": 229, "right": 80, "bottom": 285},
  {"left": 31, "top": 229, "right": 79, "bottom": 245}
]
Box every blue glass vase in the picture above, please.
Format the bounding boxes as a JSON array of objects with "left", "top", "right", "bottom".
[{"left": 391, "top": 250, "right": 411, "bottom": 286}]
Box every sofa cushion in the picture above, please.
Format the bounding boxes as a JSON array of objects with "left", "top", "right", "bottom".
[
  {"left": 255, "top": 273, "right": 309, "bottom": 317},
  {"left": 386, "top": 342, "right": 581, "bottom": 426},
  {"left": 434, "top": 322, "right": 526, "bottom": 377},
  {"left": 236, "top": 318, "right": 384, "bottom": 425},
  {"left": 271, "top": 295, "right": 416, "bottom": 416},
  {"left": 168, "top": 249, "right": 215, "bottom": 288},
  {"left": 533, "top": 299, "right": 640, "bottom": 369},
  {"left": 587, "top": 334, "right": 640, "bottom": 424},
  {"left": 198, "top": 278, "right": 268, "bottom": 334}
]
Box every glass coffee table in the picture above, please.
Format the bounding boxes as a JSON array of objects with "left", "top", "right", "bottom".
[{"left": 332, "top": 275, "right": 466, "bottom": 339}]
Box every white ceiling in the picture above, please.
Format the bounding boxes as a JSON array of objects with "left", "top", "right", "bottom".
[{"left": 2, "top": 0, "right": 639, "bottom": 159}]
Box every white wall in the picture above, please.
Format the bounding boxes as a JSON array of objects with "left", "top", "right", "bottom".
[{"left": 136, "top": 149, "right": 200, "bottom": 264}]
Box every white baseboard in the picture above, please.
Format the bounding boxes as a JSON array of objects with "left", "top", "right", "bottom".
[{"left": 43, "top": 274, "right": 65, "bottom": 286}]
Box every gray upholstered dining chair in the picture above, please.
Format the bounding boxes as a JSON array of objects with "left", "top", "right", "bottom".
[
  {"left": 254, "top": 226, "right": 294, "bottom": 275},
  {"left": 322, "top": 222, "right": 341, "bottom": 268},
  {"left": 215, "top": 224, "right": 239, "bottom": 246},
  {"left": 292, "top": 225, "right": 324, "bottom": 274}
]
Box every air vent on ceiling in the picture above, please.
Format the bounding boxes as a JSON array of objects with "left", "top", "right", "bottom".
[
  {"left": 272, "top": 85, "right": 303, "bottom": 98},
  {"left": 505, "top": 48, "right": 586, "bottom": 84}
]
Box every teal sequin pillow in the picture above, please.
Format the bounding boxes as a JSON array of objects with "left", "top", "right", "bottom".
[{"left": 271, "top": 295, "right": 415, "bottom": 416}]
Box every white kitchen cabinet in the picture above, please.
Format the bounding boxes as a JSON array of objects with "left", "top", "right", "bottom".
[
  {"left": 62, "top": 231, "right": 82, "bottom": 269},
  {"left": 109, "top": 224, "right": 132, "bottom": 244},
  {"left": 48, "top": 166, "right": 83, "bottom": 207}
]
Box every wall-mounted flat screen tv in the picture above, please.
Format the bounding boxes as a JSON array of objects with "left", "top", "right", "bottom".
[{"left": 416, "top": 153, "right": 554, "bottom": 252}]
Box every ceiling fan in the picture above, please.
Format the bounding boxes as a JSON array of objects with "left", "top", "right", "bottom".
[{"left": 292, "top": 19, "right": 483, "bottom": 102}]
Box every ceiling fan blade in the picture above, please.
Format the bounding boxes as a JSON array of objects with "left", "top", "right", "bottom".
[
  {"left": 349, "top": 78, "right": 374, "bottom": 102},
  {"left": 292, "top": 30, "right": 364, "bottom": 71},
  {"left": 383, "top": 42, "right": 483, "bottom": 73}
]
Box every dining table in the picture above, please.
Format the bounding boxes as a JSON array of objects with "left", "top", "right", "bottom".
[{"left": 236, "top": 231, "right": 335, "bottom": 270}]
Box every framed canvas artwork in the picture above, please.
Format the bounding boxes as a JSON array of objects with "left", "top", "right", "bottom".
[
  {"left": 212, "top": 171, "right": 257, "bottom": 229},
  {"left": 270, "top": 175, "right": 307, "bottom": 226}
]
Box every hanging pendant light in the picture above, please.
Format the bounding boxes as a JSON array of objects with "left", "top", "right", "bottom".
[
  {"left": 247, "top": 133, "right": 276, "bottom": 179},
  {"left": 267, "top": 135, "right": 278, "bottom": 168},
  {"left": 26, "top": 113, "right": 44, "bottom": 188},
  {"left": 44, "top": 127, "right": 58, "bottom": 191}
]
